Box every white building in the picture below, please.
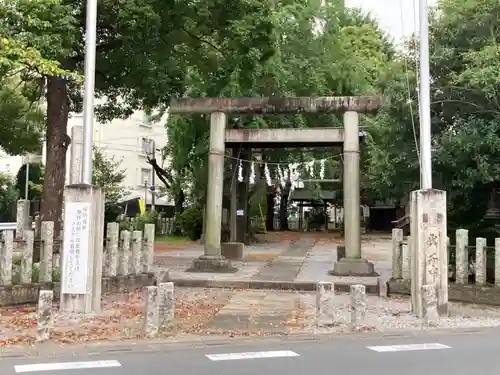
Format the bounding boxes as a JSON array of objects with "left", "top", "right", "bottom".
[{"left": 0, "top": 109, "right": 172, "bottom": 206}]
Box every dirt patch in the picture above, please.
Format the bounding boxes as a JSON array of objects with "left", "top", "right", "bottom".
[{"left": 0, "top": 288, "right": 232, "bottom": 347}]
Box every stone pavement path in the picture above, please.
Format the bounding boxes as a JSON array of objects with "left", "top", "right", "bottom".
[
  {"left": 251, "top": 237, "right": 317, "bottom": 282},
  {"left": 153, "top": 233, "right": 398, "bottom": 287}
]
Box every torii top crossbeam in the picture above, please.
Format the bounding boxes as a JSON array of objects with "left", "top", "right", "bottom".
[{"left": 169, "top": 96, "right": 383, "bottom": 114}]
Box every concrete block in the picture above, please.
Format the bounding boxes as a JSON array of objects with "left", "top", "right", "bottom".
[
  {"left": 331, "top": 258, "right": 377, "bottom": 276},
  {"left": 221, "top": 242, "right": 245, "bottom": 260}
]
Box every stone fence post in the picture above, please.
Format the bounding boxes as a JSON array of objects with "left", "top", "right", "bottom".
[
  {"left": 104, "top": 223, "right": 119, "bottom": 277},
  {"left": 349, "top": 284, "right": 366, "bottom": 331},
  {"left": 392, "top": 228, "right": 403, "bottom": 279},
  {"left": 143, "top": 285, "right": 159, "bottom": 338},
  {"left": 495, "top": 238, "right": 500, "bottom": 288},
  {"left": 142, "top": 224, "right": 155, "bottom": 272},
  {"left": 0, "top": 230, "right": 14, "bottom": 285},
  {"left": 315, "top": 281, "right": 335, "bottom": 326},
  {"left": 36, "top": 290, "right": 54, "bottom": 342},
  {"left": 19, "top": 230, "right": 34, "bottom": 284},
  {"left": 118, "top": 230, "right": 131, "bottom": 276},
  {"left": 158, "top": 282, "right": 175, "bottom": 331},
  {"left": 39, "top": 221, "right": 54, "bottom": 283},
  {"left": 16, "top": 199, "right": 31, "bottom": 240},
  {"left": 131, "top": 230, "right": 142, "bottom": 275},
  {"left": 475, "top": 237, "right": 486, "bottom": 285},
  {"left": 455, "top": 229, "right": 468, "bottom": 284}
]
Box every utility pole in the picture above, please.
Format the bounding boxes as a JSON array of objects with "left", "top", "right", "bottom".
[
  {"left": 142, "top": 137, "right": 156, "bottom": 211},
  {"left": 81, "top": 0, "right": 98, "bottom": 184},
  {"left": 419, "top": 0, "right": 432, "bottom": 189},
  {"left": 24, "top": 160, "right": 30, "bottom": 199}
]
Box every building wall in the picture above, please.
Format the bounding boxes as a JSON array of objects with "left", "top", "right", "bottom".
[{"left": 0, "top": 109, "right": 172, "bottom": 205}]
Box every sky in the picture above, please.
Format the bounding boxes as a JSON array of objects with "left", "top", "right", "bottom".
[{"left": 345, "top": 0, "right": 437, "bottom": 43}]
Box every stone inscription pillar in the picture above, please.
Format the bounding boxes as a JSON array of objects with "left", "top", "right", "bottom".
[{"left": 410, "top": 189, "right": 448, "bottom": 317}]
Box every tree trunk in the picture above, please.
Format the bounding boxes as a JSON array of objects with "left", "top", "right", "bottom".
[
  {"left": 175, "top": 189, "right": 185, "bottom": 214},
  {"left": 279, "top": 183, "right": 291, "bottom": 231},
  {"left": 266, "top": 188, "right": 275, "bottom": 231},
  {"left": 39, "top": 76, "right": 70, "bottom": 259}
]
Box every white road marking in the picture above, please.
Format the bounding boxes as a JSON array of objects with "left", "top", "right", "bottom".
[
  {"left": 14, "top": 360, "right": 121, "bottom": 373},
  {"left": 367, "top": 343, "right": 451, "bottom": 352},
  {"left": 206, "top": 350, "right": 300, "bottom": 361}
]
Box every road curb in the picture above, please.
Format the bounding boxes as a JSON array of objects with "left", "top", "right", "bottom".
[{"left": 169, "top": 278, "right": 380, "bottom": 294}]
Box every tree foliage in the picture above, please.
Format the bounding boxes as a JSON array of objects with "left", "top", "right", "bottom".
[
  {"left": 0, "top": 0, "right": 276, "bottom": 230},
  {"left": 363, "top": 0, "right": 500, "bottom": 236},
  {"left": 92, "top": 147, "right": 127, "bottom": 204}
]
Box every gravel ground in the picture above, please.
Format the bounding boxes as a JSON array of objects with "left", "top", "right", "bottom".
[{"left": 293, "top": 292, "right": 500, "bottom": 334}]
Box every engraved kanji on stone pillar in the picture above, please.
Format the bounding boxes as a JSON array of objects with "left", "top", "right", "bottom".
[{"left": 421, "top": 284, "right": 439, "bottom": 326}]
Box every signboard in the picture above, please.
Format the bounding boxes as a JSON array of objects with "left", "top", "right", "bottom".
[
  {"left": 236, "top": 210, "right": 244, "bottom": 216},
  {"left": 61, "top": 202, "right": 91, "bottom": 294}
]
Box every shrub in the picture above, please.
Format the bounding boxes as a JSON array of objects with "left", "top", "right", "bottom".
[{"left": 177, "top": 206, "right": 203, "bottom": 240}]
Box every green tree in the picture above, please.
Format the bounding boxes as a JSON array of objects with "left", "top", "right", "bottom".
[
  {"left": 0, "top": 173, "right": 19, "bottom": 221},
  {"left": 92, "top": 146, "right": 127, "bottom": 204},
  {"left": 15, "top": 163, "right": 44, "bottom": 200},
  {"left": 0, "top": 0, "right": 276, "bottom": 233},
  {"left": 164, "top": 1, "right": 393, "bottom": 230}
]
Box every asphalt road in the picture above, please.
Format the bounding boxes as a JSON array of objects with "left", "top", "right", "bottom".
[{"left": 4, "top": 329, "right": 500, "bottom": 375}]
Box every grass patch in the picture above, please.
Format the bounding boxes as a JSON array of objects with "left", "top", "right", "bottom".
[{"left": 155, "top": 235, "right": 192, "bottom": 245}]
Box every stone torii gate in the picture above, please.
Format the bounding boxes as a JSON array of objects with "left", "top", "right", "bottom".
[{"left": 169, "top": 96, "right": 382, "bottom": 275}]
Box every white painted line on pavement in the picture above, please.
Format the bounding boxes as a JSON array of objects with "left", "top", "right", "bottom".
[
  {"left": 14, "top": 360, "right": 122, "bottom": 373},
  {"left": 367, "top": 343, "right": 451, "bottom": 352},
  {"left": 206, "top": 350, "right": 300, "bottom": 361}
]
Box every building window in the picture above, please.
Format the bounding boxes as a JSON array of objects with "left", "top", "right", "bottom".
[
  {"left": 138, "top": 137, "right": 155, "bottom": 157},
  {"left": 140, "top": 168, "right": 151, "bottom": 186}
]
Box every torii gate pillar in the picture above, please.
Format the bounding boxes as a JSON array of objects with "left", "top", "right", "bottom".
[{"left": 330, "top": 111, "right": 377, "bottom": 276}]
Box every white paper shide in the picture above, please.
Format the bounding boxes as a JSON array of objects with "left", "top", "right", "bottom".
[{"left": 61, "top": 202, "right": 91, "bottom": 294}]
